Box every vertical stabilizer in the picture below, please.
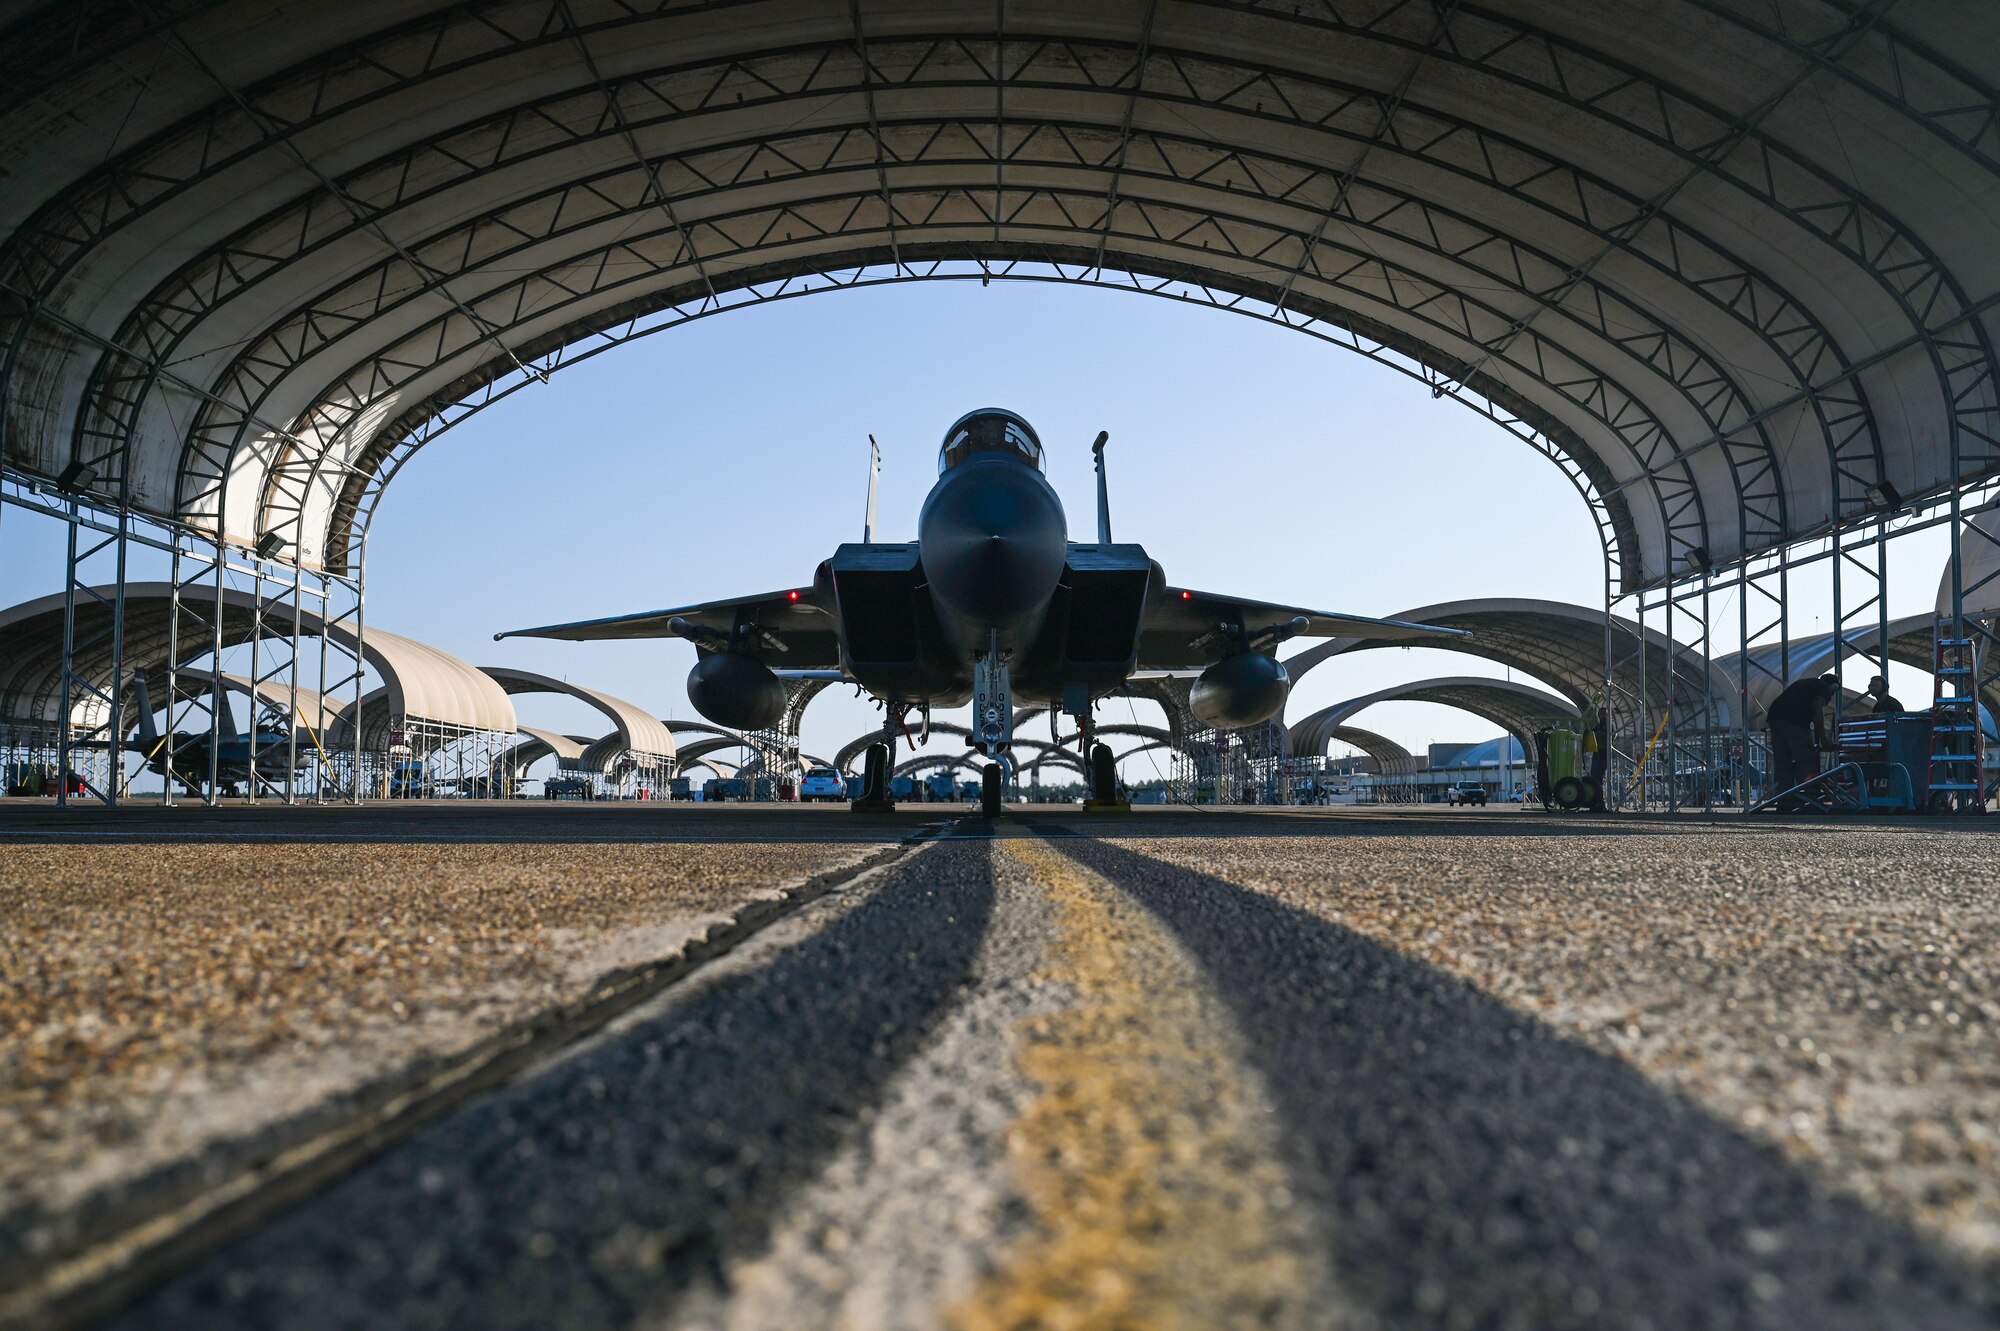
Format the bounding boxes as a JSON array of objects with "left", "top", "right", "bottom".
[
  {"left": 216, "top": 686, "right": 242, "bottom": 742},
  {"left": 1092, "top": 430, "right": 1112, "bottom": 544},
  {"left": 130, "top": 673, "right": 160, "bottom": 752},
  {"left": 863, "top": 435, "right": 882, "bottom": 542}
]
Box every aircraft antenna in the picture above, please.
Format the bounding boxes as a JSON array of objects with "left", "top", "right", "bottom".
[
  {"left": 864, "top": 434, "right": 882, "bottom": 542},
  {"left": 1092, "top": 430, "right": 1112, "bottom": 544}
]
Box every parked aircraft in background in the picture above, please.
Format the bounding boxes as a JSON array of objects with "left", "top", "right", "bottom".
[{"left": 128, "top": 676, "right": 305, "bottom": 797}]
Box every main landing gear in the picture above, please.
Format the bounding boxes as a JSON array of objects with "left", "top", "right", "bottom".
[
  {"left": 850, "top": 738, "right": 895, "bottom": 812},
  {"left": 1071, "top": 694, "right": 1129, "bottom": 814}
]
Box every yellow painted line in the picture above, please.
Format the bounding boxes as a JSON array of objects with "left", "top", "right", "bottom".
[{"left": 952, "top": 837, "right": 1329, "bottom": 1331}]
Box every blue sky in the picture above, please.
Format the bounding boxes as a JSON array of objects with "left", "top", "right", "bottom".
[{"left": 3, "top": 276, "right": 1955, "bottom": 775}]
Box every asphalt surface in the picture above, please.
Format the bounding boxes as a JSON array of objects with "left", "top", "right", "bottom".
[
  {"left": 7, "top": 805, "right": 1996, "bottom": 1329},
  {"left": 0, "top": 799, "right": 932, "bottom": 843},
  {"left": 0, "top": 832, "right": 889, "bottom": 1296}
]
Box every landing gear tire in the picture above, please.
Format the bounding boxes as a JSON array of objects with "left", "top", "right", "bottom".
[
  {"left": 981, "top": 763, "right": 1003, "bottom": 818},
  {"left": 1090, "top": 743, "right": 1117, "bottom": 805},
  {"left": 851, "top": 743, "right": 893, "bottom": 811}
]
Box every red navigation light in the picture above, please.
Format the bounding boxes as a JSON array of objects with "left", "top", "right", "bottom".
[
  {"left": 1180, "top": 590, "right": 1193, "bottom": 600},
  {"left": 787, "top": 589, "right": 801, "bottom": 601}
]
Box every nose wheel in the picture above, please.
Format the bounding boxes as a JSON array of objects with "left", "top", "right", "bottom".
[{"left": 981, "top": 762, "right": 1003, "bottom": 817}]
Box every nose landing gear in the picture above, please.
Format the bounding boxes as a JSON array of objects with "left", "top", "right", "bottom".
[{"left": 973, "top": 647, "right": 1013, "bottom": 818}]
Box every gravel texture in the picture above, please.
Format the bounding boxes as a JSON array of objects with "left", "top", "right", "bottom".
[
  {"left": 108, "top": 840, "right": 994, "bottom": 1331},
  {"left": 0, "top": 838, "right": 873, "bottom": 1278},
  {"left": 1046, "top": 829, "right": 1999, "bottom": 1329},
  {"left": 1077, "top": 826, "right": 2000, "bottom": 1308}
]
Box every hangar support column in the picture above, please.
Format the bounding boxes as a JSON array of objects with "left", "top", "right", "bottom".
[
  {"left": 163, "top": 536, "right": 224, "bottom": 806},
  {"left": 3, "top": 466, "right": 369, "bottom": 808},
  {"left": 56, "top": 498, "right": 128, "bottom": 808}
]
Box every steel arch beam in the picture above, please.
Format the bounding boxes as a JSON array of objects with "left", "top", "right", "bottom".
[
  {"left": 150, "top": 108, "right": 1789, "bottom": 563},
  {"left": 172, "top": 173, "right": 1709, "bottom": 576},
  {"left": 340, "top": 249, "right": 1640, "bottom": 583},
  {"left": 2, "top": 2, "right": 1994, "bottom": 594},
  {"left": 63, "top": 34, "right": 1857, "bottom": 548}
]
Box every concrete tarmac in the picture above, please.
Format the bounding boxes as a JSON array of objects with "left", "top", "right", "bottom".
[{"left": 6, "top": 803, "right": 1997, "bottom": 1329}]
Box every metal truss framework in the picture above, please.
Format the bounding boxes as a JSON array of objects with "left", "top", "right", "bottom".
[
  {"left": 4, "top": 6, "right": 1996, "bottom": 580},
  {"left": 0, "top": 475, "right": 367, "bottom": 808},
  {"left": 1610, "top": 476, "right": 2000, "bottom": 812},
  {"left": 5, "top": 2, "right": 2000, "bottom": 809},
  {"left": 739, "top": 677, "right": 832, "bottom": 796}
]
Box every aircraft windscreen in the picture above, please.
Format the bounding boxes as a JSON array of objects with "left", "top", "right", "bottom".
[{"left": 938, "top": 410, "right": 1044, "bottom": 473}]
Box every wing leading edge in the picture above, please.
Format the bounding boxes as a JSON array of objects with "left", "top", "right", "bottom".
[
  {"left": 1138, "top": 587, "right": 1469, "bottom": 670},
  {"left": 496, "top": 588, "right": 840, "bottom": 667}
]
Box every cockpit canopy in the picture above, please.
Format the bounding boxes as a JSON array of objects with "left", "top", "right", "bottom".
[{"left": 938, "top": 408, "right": 1044, "bottom": 473}]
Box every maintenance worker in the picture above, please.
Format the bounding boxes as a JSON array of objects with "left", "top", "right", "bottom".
[
  {"left": 1584, "top": 706, "right": 1609, "bottom": 811},
  {"left": 1866, "top": 674, "right": 1905, "bottom": 713},
  {"left": 1766, "top": 673, "right": 1841, "bottom": 801}
]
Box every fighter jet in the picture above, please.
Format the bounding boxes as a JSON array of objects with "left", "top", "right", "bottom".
[
  {"left": 126, "top": 675, "right": 306, "bottom": 797},
  {"left": 499, "top": 409, "right": 1466, "bottom": 813}
]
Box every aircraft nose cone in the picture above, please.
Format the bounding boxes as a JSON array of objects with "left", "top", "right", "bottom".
[{"left": 918, "top": 461, "right": 1067, "bottom": 624}]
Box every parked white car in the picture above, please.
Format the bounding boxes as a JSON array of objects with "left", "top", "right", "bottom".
[{"left": 799, "top": 766, "right": 847, "bottom": 802}]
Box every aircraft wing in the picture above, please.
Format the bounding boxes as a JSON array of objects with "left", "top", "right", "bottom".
[
  {"left": 1136, "top": 587, "right": 1469, "bottom": 670},
  {"left": 496, "top": 587, "right": 841, "bottom": 667}
]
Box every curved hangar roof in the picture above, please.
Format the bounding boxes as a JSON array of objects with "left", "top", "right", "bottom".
[
  {"left": 479, "top": 666, "right": 677, "bottom": 761},
  {"left": 4, "top": 3, "right": 1999, "bottom": 589},
  {"left": 1284, "top": 597, "right": 1739, "bottom": 722},
  {"left": 1289, "top": 675, "right": 1578, "bottom": 757},
  {"left": 0, "top": 583, "right": 515, "bottom": 737}
]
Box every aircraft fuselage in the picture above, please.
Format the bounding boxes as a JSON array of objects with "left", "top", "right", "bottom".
[{"left": 819, "top": 446, "right": 1160, "bottom": 715}]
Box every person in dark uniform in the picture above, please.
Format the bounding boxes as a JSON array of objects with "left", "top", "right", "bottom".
[
  {"left": 1584, "top": 706, "right": 1610, "bottom": 811},
  {"left": 1766, "top": 673, "right": 1840, "bottom": 802},
  {"left": 1865, "top": 674, "right": 1904, "bottom": 714}
]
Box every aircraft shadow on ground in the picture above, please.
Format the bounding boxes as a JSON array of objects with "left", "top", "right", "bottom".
[
  {"left": 1087, "top": 809, "right": 1681, "bottom": 839},
  {"left": 107, "top": 852, "right": 995, "bottom": 1331},
  {"left": 1061, "top": 839, "right": 1999, "bottom": 1331},
  {"left": 1065, "top": 808, "right": 2000, "bottom": 840}
]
